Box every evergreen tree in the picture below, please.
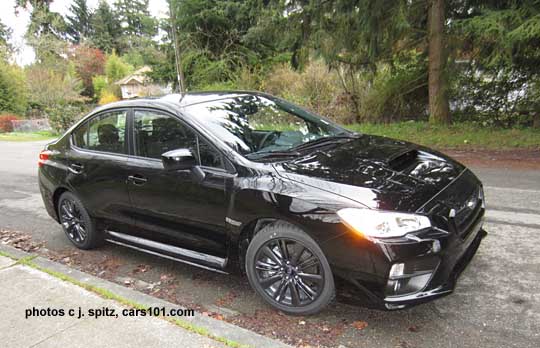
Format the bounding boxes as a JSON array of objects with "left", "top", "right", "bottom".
[
  {"left": 90, "top": 0, "right": 121, "bottom": 52},
  {"left": 0, "top": 19, "right": 13, "bottom": 59},
  {"left": 114, "top": 0, "right": 157, "bottom": 38},
  {"left": 0, "top": 20, "right": 10, "bottom": 48},
  {"left": 16, "top": 0, "right": 68, "bottom": 63},
  {"left": 66, "top": 0, "right": 93, "bottom": 44}
]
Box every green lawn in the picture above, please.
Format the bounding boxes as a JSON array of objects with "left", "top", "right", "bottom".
[
  {"left": 0, "top": 131, "right": 58, "bottom": 142},
  {"left": 346, "top": 122, "right": 540, "bottom": 150}
]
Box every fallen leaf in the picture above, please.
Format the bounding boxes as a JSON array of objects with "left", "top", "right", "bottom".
[
  {"left": 322, "top": 325, "right": 331, "bottom": 332},
  {"left": 408, "top": 325, "right": 419, "bottom": 332},
  {"left": 133, "top": 264, "right": 149, "bottom": 273},
  {"left": 352, "top": 320, "right": 368, "bottom": 330}
]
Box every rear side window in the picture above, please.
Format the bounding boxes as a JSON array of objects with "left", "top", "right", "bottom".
[{"left": 73, "top": 111, "right": 127, "bottom": 154}]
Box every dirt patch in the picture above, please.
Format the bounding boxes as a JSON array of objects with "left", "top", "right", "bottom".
[{"left": 443, "top": 148, "right": 540, "bottom": 170}]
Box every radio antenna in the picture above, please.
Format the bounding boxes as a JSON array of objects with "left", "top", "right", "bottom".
[{"left": 168, "top": 0, "right": 186, "bottom": 96}]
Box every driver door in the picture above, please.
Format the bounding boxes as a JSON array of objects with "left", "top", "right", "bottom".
[{"left": 125, "top": 109, "right": 231, "bottom": 259}]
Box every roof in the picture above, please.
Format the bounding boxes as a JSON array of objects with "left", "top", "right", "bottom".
[
  {"left": 89, "top": 91, "right": 270, "bottom": 117},
  {"left": 161, "top": 91, "right": 265, "bottom": 107},
  {"left": 88, "top": 91, "right": 263, "bottom": 128}
]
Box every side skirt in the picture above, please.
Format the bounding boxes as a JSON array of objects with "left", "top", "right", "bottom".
[{"left": 105, "top": 230, "right": 228, "bottom": 274}]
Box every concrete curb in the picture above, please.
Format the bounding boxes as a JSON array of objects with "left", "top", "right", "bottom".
[{"left": 0, "top": 243, "right": 292, "bottom": 348}]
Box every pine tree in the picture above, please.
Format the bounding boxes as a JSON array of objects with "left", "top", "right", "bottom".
[
  {"left": 66, "top": 0, "right": 93, "bottom": 44},
  {"left": 89, "top": 0, "right": 121, "bottom": 53},
  {"left": 114, "top": 0, "right": 156, "bottom": 38},
  {"left": 16, "top": 0, "right": 68, "bottom": 64},
  {"left": 0, "top": 19, "right": 13, "bottom": 61},
  {"left": 0, "top": 20, "right": 10, "bottom": 47}
]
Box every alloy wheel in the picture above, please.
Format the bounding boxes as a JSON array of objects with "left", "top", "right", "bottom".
[
  {"left": 60, "top": 199, "right": 87, "bottom": 243},
  {"left": 254, "top": 238, "right": 324, "bottom": 307}
]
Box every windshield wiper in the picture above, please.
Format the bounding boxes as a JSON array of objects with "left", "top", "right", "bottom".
[{"left": 290, "top": 134, "right": 357, "bottom": 152}]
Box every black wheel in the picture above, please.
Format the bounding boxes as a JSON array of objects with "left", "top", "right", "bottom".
[
  {"left": 58, "top": 192, "right": 102, "bottom": 250},
  {"left": 245, "top": 221, "right": 335, "bottom": 315}
]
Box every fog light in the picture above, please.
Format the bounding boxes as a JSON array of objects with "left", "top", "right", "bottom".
[
  {"left": 389, "top": 263, "right": 405, "bottom": 278},
  {"left": 385, "top": 258, "right": 439, "bottom": 297}
]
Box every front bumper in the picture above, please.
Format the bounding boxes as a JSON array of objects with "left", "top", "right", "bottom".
[
  {"left": 329, "top": 209, "right": 487, "bottom": 310},
  {"left": 382, "top": 225, "right": 487, "bottom": 309}
]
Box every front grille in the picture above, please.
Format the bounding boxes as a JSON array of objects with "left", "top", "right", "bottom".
[{"left": 417, "top": 170, "right": 484, "bottom": 237}]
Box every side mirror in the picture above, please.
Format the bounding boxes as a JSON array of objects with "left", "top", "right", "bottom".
[{"left": 161, "top": 149, "right": 197, "bottom": 171}]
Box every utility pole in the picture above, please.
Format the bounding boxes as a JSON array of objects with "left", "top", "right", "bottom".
[{"left": 168, "top": 0, "right": 186, "bottom": 94}]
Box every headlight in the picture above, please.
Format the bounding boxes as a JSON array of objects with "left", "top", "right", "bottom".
[{"left": 337, "top": 208, "right": 431, "bottom": 238}]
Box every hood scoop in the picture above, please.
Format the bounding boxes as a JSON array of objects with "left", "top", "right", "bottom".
[{"left": 388, "top": 149, "right": 419, "bottom": 172}]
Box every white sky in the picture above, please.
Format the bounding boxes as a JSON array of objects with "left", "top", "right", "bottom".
[{"left": 0, "top": 0, "right": 168, "bottom": 66}]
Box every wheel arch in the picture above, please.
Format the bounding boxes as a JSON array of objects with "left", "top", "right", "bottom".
[
  {"left": 52, "top": 186, "right": 71, "bottom": 221},
  {"left": 236, "top": 217, "right": 313, "bottom": 274}
]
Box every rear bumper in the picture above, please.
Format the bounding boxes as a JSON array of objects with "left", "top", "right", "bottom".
[
  {"left": 382, "top": 226, "right": 486, "bottom": 309},
  {"left": 38, "top": 168, "right": 60, "bottom": 222}
]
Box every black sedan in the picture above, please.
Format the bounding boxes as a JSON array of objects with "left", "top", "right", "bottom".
[{"left": 38, "top": 92, "right": 486, "bottom": 315}]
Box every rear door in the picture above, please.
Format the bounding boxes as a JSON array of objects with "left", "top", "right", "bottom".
[
  {"left": 67, "top": 109, "right": 133, "bottom": 231},
  {"left": 125, "top": 109, "right": 232, "bottom": 258}
]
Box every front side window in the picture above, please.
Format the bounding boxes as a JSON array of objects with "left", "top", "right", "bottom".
[
  {"left": 198, "top": 138, "right": 223, "bottom": 168},
  {"left": 73, "top": 110, "right": 127, "bottom": 154},
  {"left": 134, "top": 110, "right": 197, "bottom": 159},
  {"left": 134, "top": 110, "right": 224, "bottom": 169},
  {"left": 184, "top": 95, "right": 348, "bottom": 159}
]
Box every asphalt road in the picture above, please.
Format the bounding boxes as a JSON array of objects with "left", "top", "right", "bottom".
[{"left": 1, "top": 140, "right": 539, "bottom": 348}]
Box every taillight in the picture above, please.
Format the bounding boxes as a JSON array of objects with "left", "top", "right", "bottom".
[{"left": 38, "top": 150, "right": 52, "bottom": 167}]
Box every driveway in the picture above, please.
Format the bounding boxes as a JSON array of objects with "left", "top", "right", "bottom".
[{"left": 0, "top": 140, "right": 539, "bottom": 348}]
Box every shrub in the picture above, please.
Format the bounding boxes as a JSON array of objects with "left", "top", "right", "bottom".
[
  {"left": 263, "top": 61, "right": 354, "bottom": 123},
  {"left": 105, "top": 52, "right": 133, "bottom": 82},
  {"left": 26, "top": 65, "right": 86, "bottom": 109},
  {"left": 99, "top": 91, "right": 120, "bottom": 105},
  {"left": 92, "top": 75, "right": 108, "bottom": 100},
  {"left": 71, "top": 45, "right": 106, "bottom": 97},
  {"left": 0, "top": 114, "right": 20, "bottom": 133},
  {"left": 46, "top": 103, "right": 92, "bottom": 133},
  {"left": 0, "top": 64, "right": 27, "bottom": 115}
]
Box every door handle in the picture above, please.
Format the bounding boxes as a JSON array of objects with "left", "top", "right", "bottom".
[
  {"left": 68, "top": 163, "right": 84, "bottom": 174},
  {"left": 128, "top": 175, "right": 148, "bottom": 185}
]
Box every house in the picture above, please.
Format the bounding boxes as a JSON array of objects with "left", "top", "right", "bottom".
[{"left": 115, "top": 66, "right": 171, "bottom": 99}]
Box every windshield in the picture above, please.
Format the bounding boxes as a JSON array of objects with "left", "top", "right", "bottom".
[{"left": 184, "top": 95, "right": 349, "bottom": 158}]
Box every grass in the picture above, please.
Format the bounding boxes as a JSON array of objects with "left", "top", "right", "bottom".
[
  {"left": 0, "top": 130, "right": 58, "bottom": 142},
  {"left": 0, "top": 248, "right": 246, "bottom": 348},
  {"left": 1, "top": 122, "right": 537, "bottom": 150},
  {"left": 345, "top": 122, "right": 540, "bottom": 150}
]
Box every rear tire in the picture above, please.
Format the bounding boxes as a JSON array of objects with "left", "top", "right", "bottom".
[
  {"left": 58, "top": 192, "right": 102, "bottom": 250},
  {"left": 245, "top": 221, "right": 335, "bottom": 315}
]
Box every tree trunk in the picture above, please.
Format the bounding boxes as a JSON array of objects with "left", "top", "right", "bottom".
[
  {"left": 533, "top": 113, "right": 540, "bottom": 128},
  {"left": 428, "top": 0, "right": 450, "bottom": 124}
]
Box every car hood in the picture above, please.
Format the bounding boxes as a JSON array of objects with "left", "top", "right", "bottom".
[{"left": 273, "top": 134, "right": 465, "bottom": 212}]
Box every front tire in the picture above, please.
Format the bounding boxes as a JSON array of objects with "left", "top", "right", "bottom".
[
  {"left": 245, "top": 221, "right": 335, "bottom": 315},
  {"left": 58, "top": 192, "right": 102, "bottom": 250}
]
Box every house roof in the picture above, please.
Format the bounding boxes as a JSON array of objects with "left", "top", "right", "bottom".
[{"left": 115, "top": 66, "right": 152, "bottom": 86}]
